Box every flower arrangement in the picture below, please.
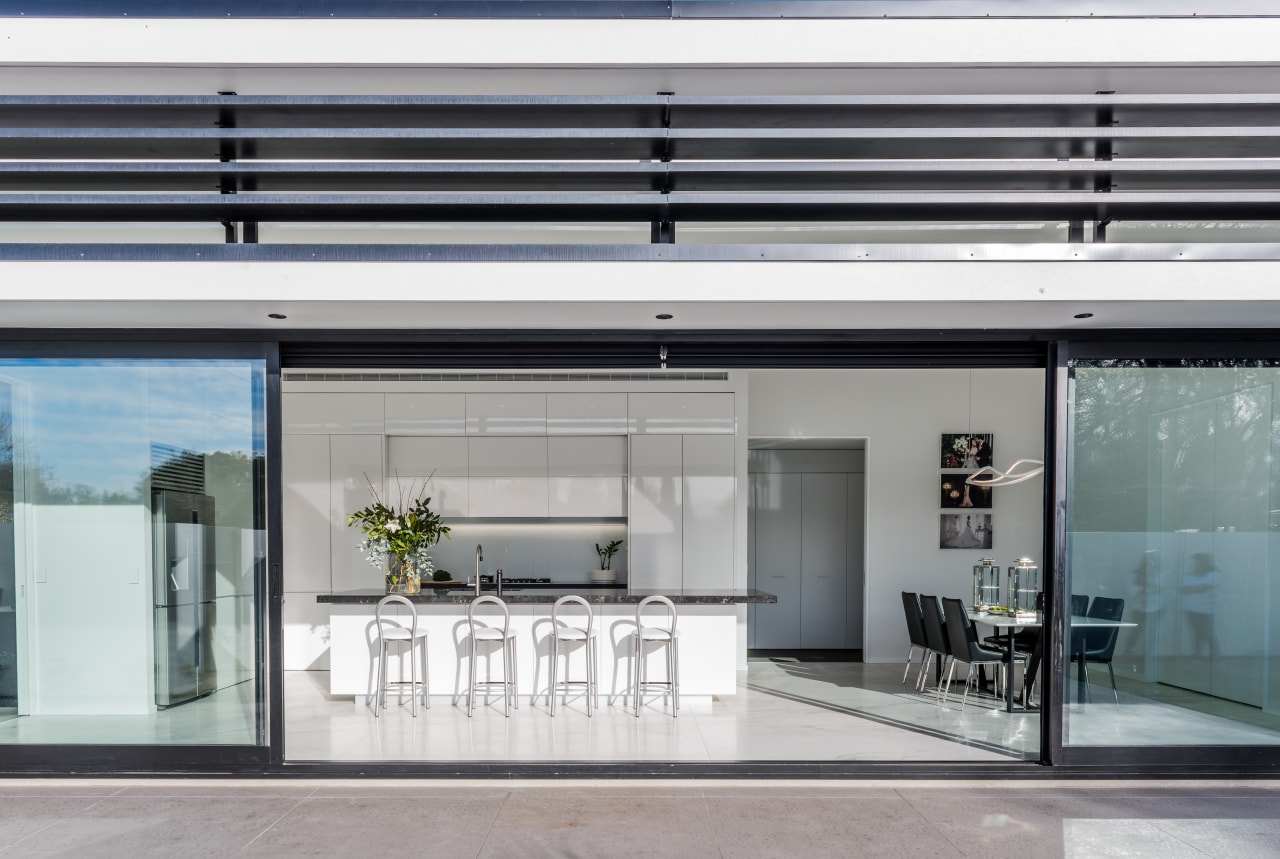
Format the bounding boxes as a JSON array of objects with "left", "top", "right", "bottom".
[{"left": 347, "top": 474, "right": 450, "bottom": 594}]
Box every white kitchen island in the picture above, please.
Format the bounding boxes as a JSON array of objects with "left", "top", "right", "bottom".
[{"left": 319, "top": 587, "right": 776, "bottom": 704}]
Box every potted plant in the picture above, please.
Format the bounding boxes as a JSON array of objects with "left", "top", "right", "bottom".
[
  {"left": 347, "top": 474, "right": 450, "bottom": 595},
  {"left": 591, "top": 539, "right": 623, "bottom": 584}
]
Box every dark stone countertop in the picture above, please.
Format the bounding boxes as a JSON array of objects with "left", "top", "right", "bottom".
[{"left": 317, "top": 587, "right": 776, "bottom": 605}]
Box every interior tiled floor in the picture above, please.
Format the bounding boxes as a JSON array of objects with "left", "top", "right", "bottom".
[
  {"left": 0, "top": 778, "right": 1278, "bottom": 858},
  {"left": 283, "top": 665, "right": 1020, "bottom": 762}
]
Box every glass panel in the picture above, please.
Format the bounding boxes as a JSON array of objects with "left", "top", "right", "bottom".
[
  {"left": 1066, "top": 360, "right": 1280, "bottom": 746},
  {"left": 0, "top": 358, "right": 266, "bottom": 745}
]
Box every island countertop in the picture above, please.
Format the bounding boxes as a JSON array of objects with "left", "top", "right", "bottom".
[{"left": 317, "top": 587, "right": 776, "bottom": 605}]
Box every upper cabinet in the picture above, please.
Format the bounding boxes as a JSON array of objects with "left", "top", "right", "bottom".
[
  {"left": 466, "top": 393, "right": 547, "bottom": 435},
  {"left": 385, "top": 394, "right": 466, "bottom": 435},
  {"left": 629, "top": 393, "right": 735, "bottom": 434},
  {"left": 284, "top": 393, "right": 385, "bottom": 435},
  {"left": 547, "top": 393, "right": 629, "bottom": 435}
]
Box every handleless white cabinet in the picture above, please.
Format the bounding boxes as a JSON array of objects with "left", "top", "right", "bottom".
[
  {"left": 467, "top": 436, "right": 549, "bottom": 517},
  {"left": 682, "top": 435, "right": 736, "bottom": 590},
  {"left": 750, "top": 472, "right": 802, "bottom": 648},
  {"left": 628, "top": 434, "right": 684, "bottom": 590},
  {"left": 548, "top": 436, "right": 628, "bottom": 517},
  {"left": 329, "top": 435, "right": 385, "bottom": 591},
  {"left": 386, "top": 436, "right": 470, "bottom": 518},
  {"left": 466, "top": 393, "right": 547, "bottom": 435},
  {"left": 547, "top": 393, "right": 628, "bottom": 435},
  {"left": 283, "top": 435, "right": 332, "bottom": 594},
  {"left": 385, "top": 393, "right": 466, "bottom": 435},
  {"left": 629, "top": 393, "right": 735, "bottom": 434},
  {"left": 284, "top": 393, "right": 384, "bottom": 435},
  {"left": 800, "top": 473, "right": 849, "bottom": 649}
]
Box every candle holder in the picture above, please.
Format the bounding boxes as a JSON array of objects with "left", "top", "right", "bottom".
[
  {"left": 972, "top": 558, "right": 1001, "bottom": 610},
  {"left": 1009, "top": 557, "right": 1039, "bottom": 615}
]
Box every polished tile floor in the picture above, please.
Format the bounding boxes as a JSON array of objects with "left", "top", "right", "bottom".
[
  {"left": 0, "top": 778, "right": 1278, "bottom": 858},
  {"left": 284, "top": 665, "right": 1019, "bottom": 762}
]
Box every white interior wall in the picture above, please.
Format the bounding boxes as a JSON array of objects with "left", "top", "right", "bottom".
[{"left": 748, "top": 368, "right": 1045, "bottom": 663}]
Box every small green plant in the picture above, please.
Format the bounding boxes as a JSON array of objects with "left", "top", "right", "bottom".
[{"left": 595, "top": 539, "right": 624, "bottom": 570}]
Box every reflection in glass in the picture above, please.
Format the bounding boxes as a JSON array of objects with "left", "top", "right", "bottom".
[
  {"left": 1067, "top": 361, "right": 1280, "bottom": 746},
  {"left": 0, "top": 359, "right": 265, "bottom": 746}
]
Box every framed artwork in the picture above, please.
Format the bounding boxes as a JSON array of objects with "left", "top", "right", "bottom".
[
  {"left": 940, "top": 513, "right": 993, "bottom": 550},
  {"left": 940, "top": 474, "right": 992, "bottom": 509},
  {"left": 940, "top": 433, "right": 994, "bottom": 470}
]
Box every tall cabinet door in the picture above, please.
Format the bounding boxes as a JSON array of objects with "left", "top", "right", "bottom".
[
  {"left": 752, "top": 472, "right": 803, "bottom": 649},
  {"left": 329, "top": 435, "right": 385, "bottom": 592},
  {"left": 682, "top": 435, "right": 735, "bottom": 590},
  {"left": 628, "top": 435, "right": 683, "bottom": 591},
  {"left": 800, "top": 473, "right": 848, "bottom": 649}
]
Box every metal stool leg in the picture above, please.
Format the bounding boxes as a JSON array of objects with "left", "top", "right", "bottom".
[
  {"left": 467, "top": 636, "right": 476, "bottom": 717},
  {"left": 409, "top": 638, "right": 418, "bottom": 718},
  {"left": 672, "top": 636, "right": 680, "bottom": 714},
  {"left": 633, "top": 634, "right": 642, "bottom": 716},
  {"left": 550, "top": 634, "right": 559, "bottom": 716},
  {"left": 423, "top": 636, "right": 430, "bottom": 710},
  {"left": 510, "top": 637, "right": 519, "bottom": 711}
]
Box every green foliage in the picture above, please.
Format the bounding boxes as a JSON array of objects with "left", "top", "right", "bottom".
[
  {"left": 346, "top": 473, "right": 451, "bottom": 562},
  {"left": 595, "top": 539, "right": 623, "bottom": 570}
]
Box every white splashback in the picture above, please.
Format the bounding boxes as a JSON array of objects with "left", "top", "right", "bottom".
[{"left": 427, "top": 520, "right": 628, "bottom": 584}]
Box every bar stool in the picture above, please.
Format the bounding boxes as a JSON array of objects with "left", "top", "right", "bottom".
[
  {"left": 633, "top": 595, "right": 679, "bottom": 717},
  {"left": 373, "top": 594, "right": 429, "bottom": 717},
  {"left": 467, "top": 595, "right": 519, "bottom": 717},
  {"left": 549, "top": 595, "right": 598, "bottom": 716}
]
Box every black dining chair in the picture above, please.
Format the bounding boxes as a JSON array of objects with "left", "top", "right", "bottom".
[
  {"left": 941, "top": 597, "right": 1016, "bottom": 708},
  {"left": 1072, "top": 596, "right": 1126, "bottom": 707},
  {"left": 900, "top": 592, "right": 930, "bottom": 686},
  {"left": 917, "top": 595, "right": 951, "bottom": 697}
]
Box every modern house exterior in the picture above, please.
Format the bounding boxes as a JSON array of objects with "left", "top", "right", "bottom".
[{"left": 2, "top": 1, "right": 1280, "bottom": 776}]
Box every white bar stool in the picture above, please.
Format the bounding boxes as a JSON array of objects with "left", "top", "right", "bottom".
[
  {"left": 373, "top": 594, "right": 429, "bottom": 717},
  {"left": 467, "top": 595, "right": 519, "bottom": 717},
  {"left": 633, "top": 595, "right": 679, "bottom": 717},
  {"left": 549, "top": 595, "right": 598, "bottom": 717}
]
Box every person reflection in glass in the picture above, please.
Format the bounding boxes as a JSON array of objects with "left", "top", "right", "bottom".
[{"left": 1182, "top": 552, "right": 1217, "bottom": 659}]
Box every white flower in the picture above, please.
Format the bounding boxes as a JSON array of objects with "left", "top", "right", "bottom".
[{"left": 385, "top": 521, "right": 400, "bottom": 533}]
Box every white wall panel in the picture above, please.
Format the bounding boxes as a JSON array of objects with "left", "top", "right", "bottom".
[
  {"left": 284, "top": 393, "right": 384, "bottom": 435},
  {"left": 385, "top": 393, "right": 466, "bottom": 435}
]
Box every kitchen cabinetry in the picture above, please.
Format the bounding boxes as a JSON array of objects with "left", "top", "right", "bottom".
[
  {"left": 386, "top": 436, "right": 469, "bottom": 517},
  {"left": 284, "top": 393, "right": 384, "bottom": 435},
  {"left": 628, "top": 434, "right": 684, "bottom": 590},
  {"left": 548, "top": 436, "right": 627, "bottom": 517},
  {"left": 749, "top": 473, "right": 802, "bottom": 648},
  {"left": 329, "top": 435, "right": 385, "bottom": 591},
  {"left": 682, "top": 435, "right": 735, "bottom": 590},
  {"left": 385, "top": 393, "right": 465, "bottom": 435},
  {"left": 749, "top": 465, "right": 862, "bottom": 650},
  {"left": 547, "top": 393, "right": 628, "bottom": 435},
  {"left": 466, "top": 393, "right": 547, "bottom": 435},
  {"left": 629, "top": 393, "right": 734, "bottom": 434},
  {"left": 467, "top": 436, "right": 549, "bottom": 517}
]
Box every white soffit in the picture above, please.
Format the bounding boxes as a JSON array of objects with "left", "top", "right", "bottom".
[{"left": 2, "top": 259, "right": 1280, "bottom": 329}]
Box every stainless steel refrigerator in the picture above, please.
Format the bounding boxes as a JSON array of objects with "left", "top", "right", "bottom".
[{"left": 152, "top": 489, "right": 217, "bottom": 708}]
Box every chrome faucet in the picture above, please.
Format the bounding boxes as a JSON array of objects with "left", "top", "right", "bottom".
[{"left": 473, "top": 544, "right": 484, "bottom": 596}]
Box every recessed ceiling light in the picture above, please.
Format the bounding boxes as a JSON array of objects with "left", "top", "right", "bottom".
[
  {"left": 655, "top": 313, "right": 673, "bottom": 320},
  {"left": 1074, "top": 312, "right": 1094, "bottom": 319},
  {"left": 268, "top": 313, "right": 287, "bottom": 320}
]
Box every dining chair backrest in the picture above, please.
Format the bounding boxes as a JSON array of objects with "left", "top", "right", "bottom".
[
  {"left": 553, "top": 594, "right": 593, "bottom": 637},
  {"left": 376, "top": 594, "right": 417, "bottom": 638},
  {"left": 467, "top": 594, "right": 510, "bottom": 636},
  {"left": 1071, "top": 594, "right": 1089, "bottom": 616},
  {"left": 1082, "top": 596, "right": 1125, "bottom": 658},
  {"left": 636, "top": 594, "right": 677, "bottom": 635},
  {"left": 941, "top": 597, "right": 985, "bottom": 663},
  {"left": 901, "top": 592, "right": 928, "bottom": 650},
  {"left": 918, "top": 594, "right": 950, "bottom": 657}
]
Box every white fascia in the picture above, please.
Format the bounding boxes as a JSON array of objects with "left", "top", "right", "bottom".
[{"left": 4, "top": 17, "right": 1280, "bottom": 69}]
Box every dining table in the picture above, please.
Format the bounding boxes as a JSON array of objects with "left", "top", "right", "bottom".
[{"left": 967, "top": 609, "right": 1137, "bottom": 713}]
